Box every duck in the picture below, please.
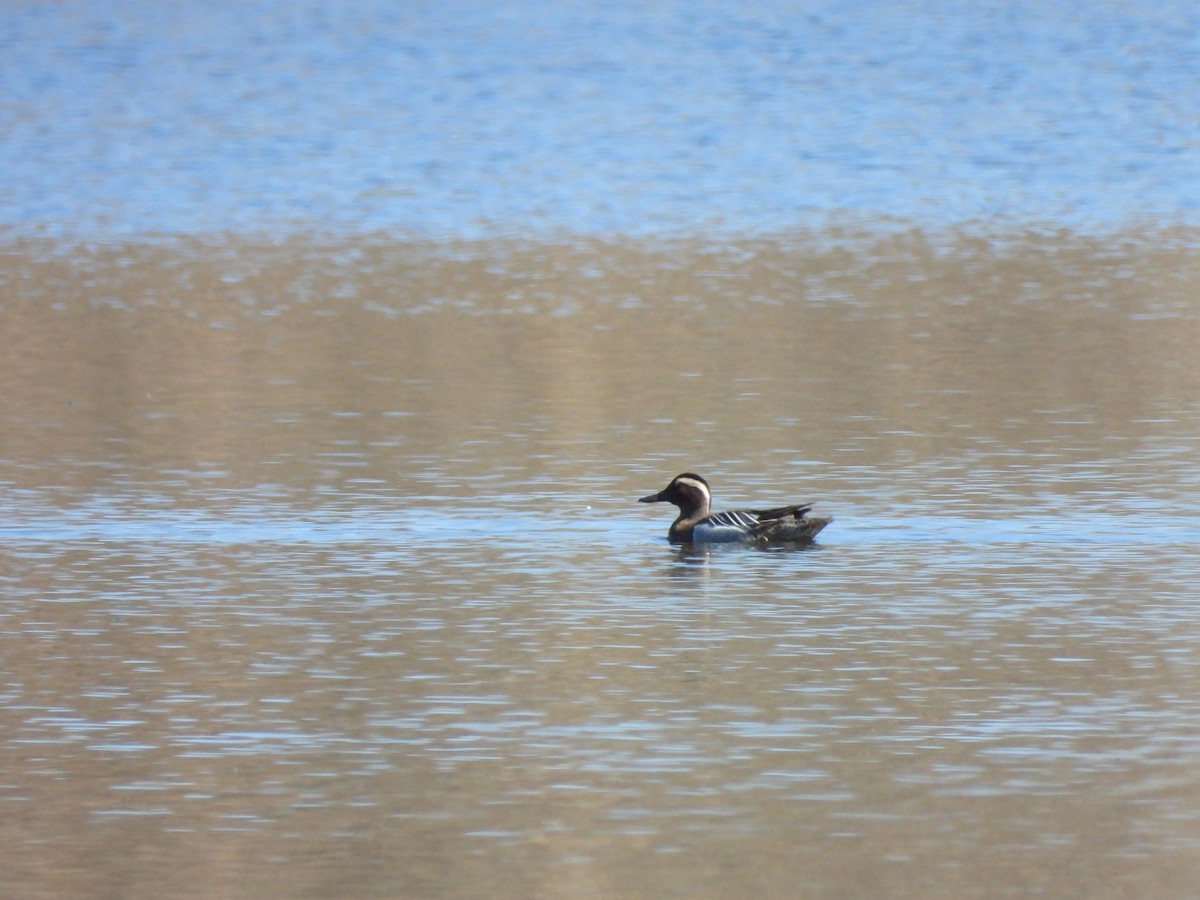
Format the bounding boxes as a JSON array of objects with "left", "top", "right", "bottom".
[{"left": 639, "top": 472, "right": 830, "bottom": 545}]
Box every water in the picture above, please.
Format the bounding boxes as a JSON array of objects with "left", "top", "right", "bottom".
[
  {"left": 3, "top": 1, "right": 1200, "bottom": 896},
  {"left": 2, "top": 0, "right": 1200, "bottom": 239},
  {"left": 3, "top": 233, "right": 1200, "bottom": 897}
]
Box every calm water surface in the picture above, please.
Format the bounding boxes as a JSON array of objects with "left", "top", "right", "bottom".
[{"left": 2, "top": 233, "right": 1200, "bottom": 897}]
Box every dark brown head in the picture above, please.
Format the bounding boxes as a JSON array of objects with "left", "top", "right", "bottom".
[{"left": 638, "top": 473, "right": 712, "bottom": 517}]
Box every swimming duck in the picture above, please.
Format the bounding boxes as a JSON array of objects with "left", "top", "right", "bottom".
[{"left": 639, "top": 472, "right": 830, "bottom": 545}]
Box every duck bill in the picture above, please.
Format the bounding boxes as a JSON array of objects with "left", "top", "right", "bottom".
[{"left": 639, "top": 490, "right": 667, "bottom": 503}]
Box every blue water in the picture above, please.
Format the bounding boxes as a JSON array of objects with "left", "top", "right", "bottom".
[{"left": 3, "top": 0, "right": 1200, "bottom": 240}]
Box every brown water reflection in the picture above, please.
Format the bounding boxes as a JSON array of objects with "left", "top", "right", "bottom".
[
  {"left": 4, "top": 230, "right": 1199, "bottom": 487},
  {"left": 2, "top": 229, "right": 1200, "bottom": 897}
]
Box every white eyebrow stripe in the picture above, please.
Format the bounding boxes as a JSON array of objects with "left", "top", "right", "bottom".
[{"left": 675, "top": 476, "right": 710, "bottom": 498}]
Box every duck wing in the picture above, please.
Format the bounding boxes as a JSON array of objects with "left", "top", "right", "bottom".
[
  {"left": 690, "top": 509, "right": 761, "bottom": 542},
  {"left": 692, "top": 505, "right": 824, "bottom": 543},
  {"left": 704, "top": 509, "right": 762, "bottom": 529},
  {"left": 749, "top": 503, "right": 815, "bottom": 522}
]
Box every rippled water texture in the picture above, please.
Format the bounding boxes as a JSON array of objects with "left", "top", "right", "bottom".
[
  {"left": 2, "top": 0, "right": 1200, "bottom": 239},
  {"left": 4, "top": 0, "right": 1200, "bottom": 895},
  {"left": 2, "top": 230, "right": 1200, "bottom": 898}
]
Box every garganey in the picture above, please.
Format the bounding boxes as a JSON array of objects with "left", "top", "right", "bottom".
[{"left": 639, "top": 472, "right": 831, "bottom": 545}]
